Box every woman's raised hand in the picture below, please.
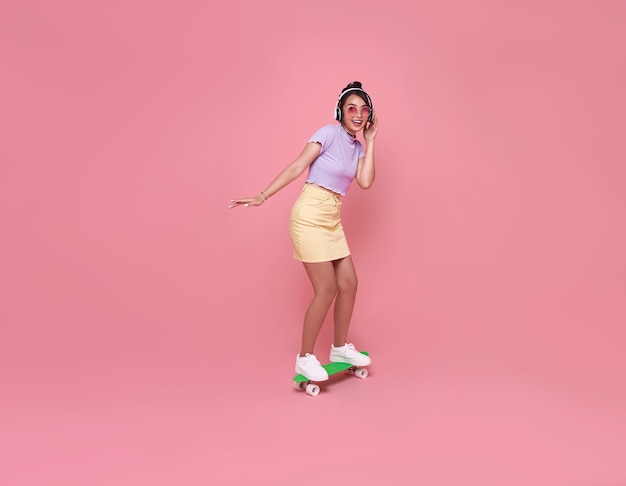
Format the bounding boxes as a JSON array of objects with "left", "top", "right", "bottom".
[{"left": 363, "top": 114, "right": 379, "bottom": 143}]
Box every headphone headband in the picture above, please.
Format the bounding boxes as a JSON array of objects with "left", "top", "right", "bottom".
[{"left": 334, "top": 86, "right": 374, "bottom": 122}]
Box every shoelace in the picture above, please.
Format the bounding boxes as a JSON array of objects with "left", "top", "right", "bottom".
[
  {"left": 344, "top": 343, "right": 357, "bottom": 356},
  {"left": 303, "top": 354, "right": 322, "bottom": 367}
]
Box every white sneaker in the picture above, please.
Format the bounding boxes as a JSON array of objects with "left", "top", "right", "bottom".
[
  {"left": 329, "top": 343, "right": 371, "bottom": 366},
  {"left": 295, "top": 354, "right": 329, "bottom": 381}
]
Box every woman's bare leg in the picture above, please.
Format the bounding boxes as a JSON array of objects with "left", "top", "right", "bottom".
[
  {"left": 332, "top": 256, "right": 358, "bottom": 347},
  {"left": 300, "top": 261, "right": 337, "bottom": 356}
]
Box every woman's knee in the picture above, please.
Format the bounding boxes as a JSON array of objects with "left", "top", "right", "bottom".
[
  {"left": 314, "top": 283, "right": 338, "bottom": 301},
  {"left": 337, "top": 275, "right": 358, "bottom": 296}
]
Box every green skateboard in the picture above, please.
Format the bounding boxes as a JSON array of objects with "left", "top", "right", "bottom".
[{"left": 293, "top": 351, "right": 370, "bottom": 397}]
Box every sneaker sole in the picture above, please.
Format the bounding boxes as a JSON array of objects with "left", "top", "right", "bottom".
[
  {"left": 329, "top": 350, "right": 371, "bottom": 367},
  {"left": 295, "top": 368, "right": 329, "bottom": 381}
]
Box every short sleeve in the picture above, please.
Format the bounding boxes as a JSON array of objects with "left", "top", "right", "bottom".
[{"left": 307, "top": 125, "right": 336, "bottom": 154}]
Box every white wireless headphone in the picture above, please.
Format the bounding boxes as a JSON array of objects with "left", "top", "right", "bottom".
[{"left": 334, "top": 87, "right": 374, "bottom": 122}]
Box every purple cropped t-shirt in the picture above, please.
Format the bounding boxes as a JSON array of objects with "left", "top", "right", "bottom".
[{"left": 305, "top": 124, "right": 364, "bottom": 196}]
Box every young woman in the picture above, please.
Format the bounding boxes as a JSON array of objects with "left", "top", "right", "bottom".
[{"left": 229, "top": 81, "right": 379, "bottom": 381}]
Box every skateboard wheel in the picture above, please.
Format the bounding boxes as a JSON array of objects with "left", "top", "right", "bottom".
[
  {"left": 355, "top": 368, "right": 368, "bottom": 379},
  {"left": 305, "top": 384, "right": 320, "bottom": 397},
  {"left": 294, "top": 381, "right": 307, "bottom": 391}
]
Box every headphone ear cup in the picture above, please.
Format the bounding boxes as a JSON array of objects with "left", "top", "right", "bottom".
[
  {"left": 335, "top": 103, "right": 342, "bottom": 121},
  {"left": 366, "top": 94, "right": 373, "bottom": 122}
]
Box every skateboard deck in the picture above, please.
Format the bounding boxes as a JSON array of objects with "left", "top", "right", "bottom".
[{"left": 293, "top": 351, "right": 369, "bottom": 396}]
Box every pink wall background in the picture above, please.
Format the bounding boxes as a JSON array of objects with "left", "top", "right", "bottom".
[{"left": 1, "top": 0, "right": 625, "bottom": 484}]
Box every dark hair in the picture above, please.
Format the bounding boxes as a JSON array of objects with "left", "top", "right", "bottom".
[{"left": 338, "top": 81, "right": 371, "bottom": 110}]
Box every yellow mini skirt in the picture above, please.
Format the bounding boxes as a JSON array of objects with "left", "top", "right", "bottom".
[{"left": 289, "top": 184, "right": 350, "bottom": 263}]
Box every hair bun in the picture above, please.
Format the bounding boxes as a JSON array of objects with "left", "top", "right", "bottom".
[{"left": 344, "top": 81, "right": 362, "bottom": 90}]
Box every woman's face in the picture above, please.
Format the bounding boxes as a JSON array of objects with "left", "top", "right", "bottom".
[{"left": 341, "top": 94, "right": 371, "bottom": 136}]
